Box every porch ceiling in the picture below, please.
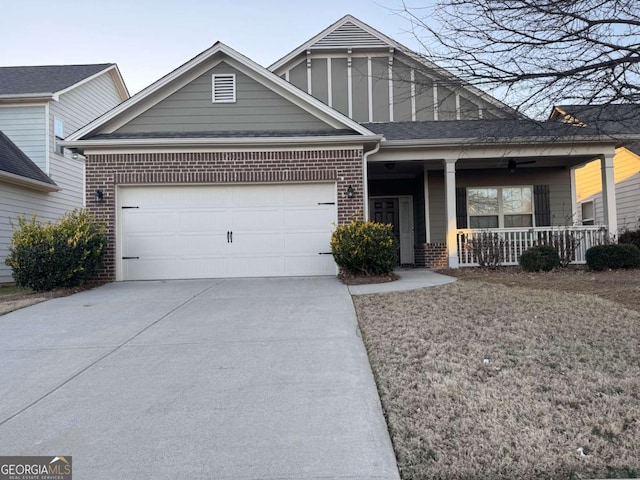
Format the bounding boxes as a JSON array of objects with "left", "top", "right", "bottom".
[{"left": 368, "top": 154, "right": 597, "bottom": 179}]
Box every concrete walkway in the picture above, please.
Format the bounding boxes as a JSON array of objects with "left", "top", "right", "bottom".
[
  {"left": 348, "top": 268, "right": 457, "bottom": 295},
  {"left": 0, "top": 278, "right": 399, "bottom": 480}
]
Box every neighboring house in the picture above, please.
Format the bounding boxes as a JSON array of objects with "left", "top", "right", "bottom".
[
  {"left": 550, "top": 104, "right": 640, "bottom": 232},
  {"left": 64, "top": 16, "right": 623, "bottom": 281},
  {"left": 0, "top": 64, "right": 129, "bottom": 282}
]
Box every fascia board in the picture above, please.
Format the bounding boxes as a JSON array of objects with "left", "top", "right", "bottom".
[
  {"left": 61, "top": 134, "right": 382, "bottom": 150},
  {"left": 0, "top": 171, "right": 60, "bottom": 192}
]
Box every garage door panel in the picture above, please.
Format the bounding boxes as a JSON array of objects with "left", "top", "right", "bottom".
[
  {"left": 284, "top": 207, "right": 335, "bottom": 230},
  {"left": 119, "top": 183, "right": 337, "bottom": 280},
  {"left": 284, "top": 232, "right": 332, "bottom": 254},
  {"left": 124, "top": 234, "right": 176, "bottom": 257},
  {"left": 231, "top": 208, "right": 284, "bottom": 230},
  {"left": 178, "top": 234, "right": 227, "bottom": 255},
  {"left": 123, "top": 212, "right": 178, "bottom": 233},
  {"left": 179, "top": 210, "right": 230, "bottom": 232}
]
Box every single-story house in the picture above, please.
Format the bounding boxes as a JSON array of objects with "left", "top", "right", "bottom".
[
  {"left": 64, "top": 15, "right": 629, "bottom": 281},
  {"left": 0, "top": 64, "right": 128, "bottom": 282},
  {"left": 550, "top": 104, "right": 640, "bottom": 232}
]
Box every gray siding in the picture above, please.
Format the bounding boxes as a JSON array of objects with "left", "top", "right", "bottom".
[
  {"left": 276, "top": 52, "right": 507, "bottom": 124},
  {"left": 310, "top": 58, "right": 328, "bottom": 104},
  {"left": 289, "top": 61, "right": 307, "bottom": 93},
  {"left": 393, "top": 63, "right": 412, "bottom": 122},
  {"left": 0, "top": 105, "right": 47, "bottom": 172},
  {"left": 117, "top": 62, "right": 330, "bottom": 133},
  {"left": 331, "top": 58, "right": 349, "bottom": 116},
  {"left": 351, "top": 58, "right": 369, "bottom": 122},
  {"left": 371, "top": 58, "right": 389, "bottom": 122},
  {"left": 427, "top": 168, "right": 573, "bottom": 243},
  {"left": 415, "top": 72, "right": 435, "bottom": 121},
  {"left": 438, "top": 86, "right": 457, "bottom": 121}
]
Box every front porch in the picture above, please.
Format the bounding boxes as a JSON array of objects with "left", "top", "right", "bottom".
[{"left": 365, "top": 136, "right": 619, "bottom": 269}]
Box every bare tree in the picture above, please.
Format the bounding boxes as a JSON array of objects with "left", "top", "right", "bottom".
[{"left": 396, "top": 0, "right": 640, "bottom": 119}]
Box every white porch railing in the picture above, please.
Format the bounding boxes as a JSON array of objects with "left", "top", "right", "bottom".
[{"left": 457, "top": 226, "right": 609, "bottom": 266}]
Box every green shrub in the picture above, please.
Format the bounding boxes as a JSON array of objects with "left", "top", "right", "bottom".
[
  {"left": 618, "top": 228, "right": 640, "bottom": 250},
  {"left": 331, "top": 219, "right": 396, "bottom": 276},
  {"left": 5, "top": 209, "right": 106, "bottom": 292},
  {"left": 585, "top": 244, "right": 640, "bottom": 271},
  {"left": 519, "top": 245, "right": 561, "bottom": 272}
]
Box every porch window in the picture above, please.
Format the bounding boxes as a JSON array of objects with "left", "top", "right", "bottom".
[{"left": 467, "top": 186, "right": 534, "bottom": 228}]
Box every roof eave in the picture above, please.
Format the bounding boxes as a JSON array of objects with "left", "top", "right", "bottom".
[
  {"left": 0, "top": 93, "right": 53, "bottom": 103},
  {"left": 0, "top": 170, "right": 60, "bottom": 192},
  {"left": 381, "top": 135, "right": 625, "bottom": 148},
  {"left": 62, "top": 134, "right": 383, "bottom": 150}
]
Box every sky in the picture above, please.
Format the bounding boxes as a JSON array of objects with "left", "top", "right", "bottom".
[{"left": 1, "top": 0, "right": 433, "bottom": 95}]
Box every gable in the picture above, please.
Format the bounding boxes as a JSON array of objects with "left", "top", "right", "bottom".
[
  {"left": 312, "top": 20, "right": 388, "bottom": 48},
  {"left": 115, "top": 62, "right": 331, "bottom": 134},
  {"left": 271, "top": 15, "right": 517, "bottom": 124}
]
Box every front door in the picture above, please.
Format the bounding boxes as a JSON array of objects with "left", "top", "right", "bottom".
[{"left": 370, "top": 197, "right": 415, "bottom": 265}]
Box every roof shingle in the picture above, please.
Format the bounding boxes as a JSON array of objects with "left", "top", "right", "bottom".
[
  {"left": 0, "top": 64, "right": 113, "bottom": 96},
  {"left": 0, "top": 131, "right": 57, "bottom": 186}
]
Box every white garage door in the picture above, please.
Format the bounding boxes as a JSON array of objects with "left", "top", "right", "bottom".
[{"left": 118, "top": 183, "right": 337, "bottom": 280}]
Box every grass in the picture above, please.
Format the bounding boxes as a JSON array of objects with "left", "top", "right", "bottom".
[
  {"left": 0, "top": 284, "right": 31, "bottom": 297},
  {"left": 354, "top": 279, "right": 640, "bottom": 480}
]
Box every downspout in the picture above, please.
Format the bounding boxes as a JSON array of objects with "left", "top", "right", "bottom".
[{"left": 362, "top": 139, "right": 383, "bottom": 220}]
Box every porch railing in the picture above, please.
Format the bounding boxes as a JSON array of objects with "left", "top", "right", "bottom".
[{"left": 456, "top": 226, "right": 609, "bottom": 266}]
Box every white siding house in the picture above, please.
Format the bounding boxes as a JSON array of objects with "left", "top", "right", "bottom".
[{"left": 0, "top": 64, "right": 128, "bottom": 282}]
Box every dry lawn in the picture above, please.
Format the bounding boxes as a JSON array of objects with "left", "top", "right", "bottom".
[{"left": 354, "top": 280, "right": 640, "bottom": 480}]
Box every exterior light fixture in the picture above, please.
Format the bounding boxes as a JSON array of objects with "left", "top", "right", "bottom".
[
  {"left": 346, "top": 185, "right": 354, "bottom": 198},
  {"left": 95, "top": 190, "right": 104, "bottom": 202}
]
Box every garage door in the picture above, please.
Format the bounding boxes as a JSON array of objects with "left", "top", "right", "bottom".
[{"left": 118, "top": 183, "right": 337, "bottom": 280}]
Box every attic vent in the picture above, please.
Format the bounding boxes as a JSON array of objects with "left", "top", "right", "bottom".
[{"left": 212, "top": 74, "right": 236, "bottom": 103}]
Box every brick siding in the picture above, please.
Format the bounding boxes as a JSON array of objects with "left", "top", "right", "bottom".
[
  {"left": 85, "top": 148, "right": 364, "bottom": 281},
  {"left": 415, "top": 243, "right": 448, "bottom": 269}
]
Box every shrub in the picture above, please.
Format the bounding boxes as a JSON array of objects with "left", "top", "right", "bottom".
[
  {"left": 331, "top": 219, "right": 396, "bottom": 276},
  {"left": 585, "top": 244, "right": 640, "bottom": 271},
  {"left": 519, "top": 245, "right": 561, "bottom": 272},
  {"left": 5, "top": 209, "right": 106, "bottom": 292},
  {"left": 470, "top": 232, "right": 505, "bottom": 268},
  {"left": 618, "top": 228, "right": 640, "bottom": 250}
]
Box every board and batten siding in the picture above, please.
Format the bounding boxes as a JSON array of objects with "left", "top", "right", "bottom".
[
  {"left": 116, "top": 62, "right": 330, "bottom": 134},
  {"left": 0, "top": 105, "right": 47, "bottom": 172},
  {"left": 427, "top": 168, "right": 573, "bottom": 243},
  {"left": 0, "top": 156, "right": 84, "bottom": 282},
  {"left": 277, "top": 53, "right": 504, "bottom": 124}
]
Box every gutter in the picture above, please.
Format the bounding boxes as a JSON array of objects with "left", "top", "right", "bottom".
[
  {"left": 362, "top": 139, "right": 382, "bottom": 220},
  {"left": 61, "top": 134, "right": 384, "bottom": 151},
  {"left": 381, "top": 134, "right": 638, "bottom": 149},
  {"left": 0, "top": 93, "right": 53, "bottom": 103},
  {"left": 0, "top": 170, "right": 60, "bottom": 192}
]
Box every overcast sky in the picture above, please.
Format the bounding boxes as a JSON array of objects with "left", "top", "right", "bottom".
[{"left": 1, "top": 0, "right": 432, "bottom": 94}]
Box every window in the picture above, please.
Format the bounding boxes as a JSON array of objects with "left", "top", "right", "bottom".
[
  {"left": 467, "top": 186, "right": 534, "bottom": 228},
  {"left": 54, "top": 117, "right": 64, "bottom": 154},
  {"left": 212, "top": 74, "right": 236, "bottom": 103},
  {"left": 581, "top": 201, "right": 595, "bottom": 225}
]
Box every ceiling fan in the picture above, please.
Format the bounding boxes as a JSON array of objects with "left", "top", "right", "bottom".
[{"left": 507, "top": 158, "right": 536, "bottom": 173}]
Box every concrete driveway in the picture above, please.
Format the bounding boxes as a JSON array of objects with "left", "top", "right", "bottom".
[{"left": 0, "top": 277, "right": 399, "bottom": 480}]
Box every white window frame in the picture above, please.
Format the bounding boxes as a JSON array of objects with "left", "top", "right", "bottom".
[
  {"left": 467, "top": 186, "right": 536, "bottom": 229},
  {"left": 54, "top": 117, "right": 64, "bottom": 154},
  {"left": 581, "top": 201, "right": 595, "bottom": 225},
  {"left": 212, "top": 74, "right": 236, "bottom": 103}
]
